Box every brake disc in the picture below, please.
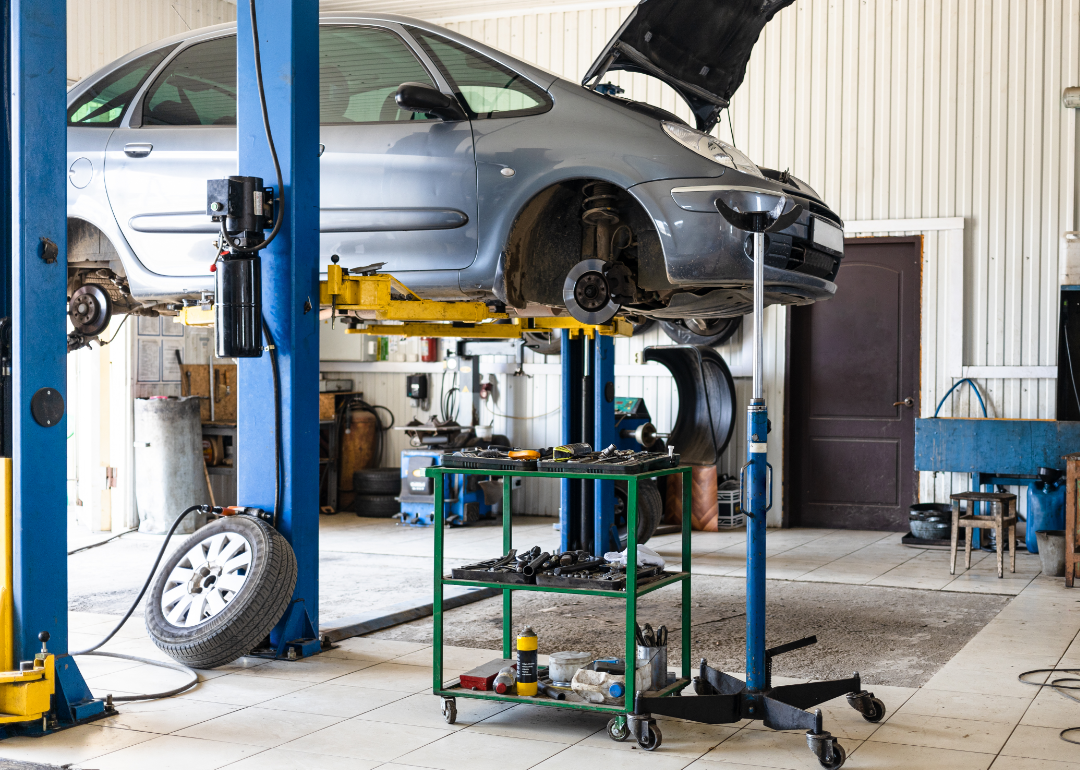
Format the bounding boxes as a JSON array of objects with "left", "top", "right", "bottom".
[
  {"left": 563, "top": 258, "right": 620, "bottom": 325},
  {"left": 68, "top": 284, "right": 113, "bottom": 337}
]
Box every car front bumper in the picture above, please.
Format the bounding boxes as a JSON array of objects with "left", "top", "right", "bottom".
[{"left": 629, "top": 176, "right": 843, "bottom": 317}]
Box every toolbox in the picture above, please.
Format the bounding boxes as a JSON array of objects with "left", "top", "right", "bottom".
[
  {"left": 451, "top": 552, "right": 537, "bottom": 584},
  {"left": 459, "top": 658, "right": 516, "bottom": 691},
  {"left": 442, "top": 452, "right": 539, "bottom": 472}
]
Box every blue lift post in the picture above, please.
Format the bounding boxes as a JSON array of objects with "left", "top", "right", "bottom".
[
  {"left": 559, "top": 332, "right": 616, "bottom": 557},
  {"left": 6, "top": 0, "right": 105, "bottom": 725},
  {"left": 236, "top": 0, "right": 323, "bottom": 659}
]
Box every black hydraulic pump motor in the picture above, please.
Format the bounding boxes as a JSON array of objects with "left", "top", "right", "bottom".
[{"left": 207, "top": 175, "right": 274, "bottom": 358}]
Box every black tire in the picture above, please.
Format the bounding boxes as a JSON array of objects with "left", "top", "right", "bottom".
[
  {"left": 660, "top": 316, "right": 742, "bottom": 347},
  {"left": 818, "top": 743, "right": 846, "bottom": 770},
  {"left": 631, "top": 318, "right": 656, "bottom": 337},
  {"left": 145, "top": 515, "right": 297, "bottom": 669},
  {"left": 354, "top": 493, "right": 401, "bottom": 518},
  {"left": 606, "top": 717, "right": 630, "bottom": 742},
  {"left": 614, "top": 479, "right": 662, "bottom": 545},
  {"left": 637, "top": 723, "right": 662, "bottom": 751},
  {"left": 353, "top": 467, "right": 402, "bottom": 496},
  {"left": 442, "top": 699, "right": 457, "bottom": 724}
]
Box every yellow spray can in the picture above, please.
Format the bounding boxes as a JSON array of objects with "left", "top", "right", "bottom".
[{"left": 516, "top": 626, "right": 538, "bottom": 696}]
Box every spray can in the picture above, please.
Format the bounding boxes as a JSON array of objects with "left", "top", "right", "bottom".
[
  {"left": 493, "top": 666, "right": 516, "bottom": 694},
  {"left": 516, "top": 626, "right": 538, "bottom": 696}
]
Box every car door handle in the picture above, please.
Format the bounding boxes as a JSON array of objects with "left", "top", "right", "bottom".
[
  {"left": 893, "top": 397, "right": 914, "bottom": 408},
  {"left": 124, "top": 143, "right": 153, "bottom": 158}
]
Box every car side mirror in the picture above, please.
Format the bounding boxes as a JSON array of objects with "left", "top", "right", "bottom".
[{"left": 395, "top": 82, "right": 467, "bottom": 122}]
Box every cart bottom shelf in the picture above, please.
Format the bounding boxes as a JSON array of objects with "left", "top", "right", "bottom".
[{"left": 435, "top": 677, "right": 691, "bottom": 714}]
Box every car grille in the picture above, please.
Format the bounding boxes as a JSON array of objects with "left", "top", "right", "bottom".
[{"left": 744, "top": 234, "right": 840, "bottom": 281}]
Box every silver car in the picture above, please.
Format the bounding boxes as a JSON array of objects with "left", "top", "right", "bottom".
[{"left": 65, "top": 0, "right": 843, "bottom": 346}]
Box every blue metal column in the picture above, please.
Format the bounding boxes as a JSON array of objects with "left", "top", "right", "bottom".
[
  {"left": 236, "top": 0, "right": 321, "bottom": 657},
  {"left": 745, "top": 231, "right": 769, "bottom": 692},
  {"left": 559, "top": 331, "right": 573, "bottom": 552},
  {"left": 592, "top": 334, "right": 616, "bottom": 556},
  {"left": 7, "top": 0, "right": 103, "bottom": 721}
]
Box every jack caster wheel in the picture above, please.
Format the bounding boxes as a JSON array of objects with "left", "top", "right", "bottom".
[
  {"left": 606, "top": 717, "right": 630, "bottom": 742},
  {"left": 818, "top": 743, "right": 846, "bottom": 769},
  {"left": 637, "top": 722, "right": 662, "bottom": 751},
  {"left": 442, "top": 698, "right": 457, "bottom": 724},
  {"left": 860, "top": 697, "right": 885, "bottom": 723}
]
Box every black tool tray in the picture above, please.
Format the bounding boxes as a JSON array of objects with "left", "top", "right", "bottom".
[
  {"left": 451, "top": 553, "right": 536, "bottom": 584},
  {"left": 536, "top": 565, "right": 663, "bottom": 591},
  {"left": 443, "top": 454, "right": 539, "bottom": 472},
  {"left": 538, "top": 452, "right": 679, "bottom": 475}
]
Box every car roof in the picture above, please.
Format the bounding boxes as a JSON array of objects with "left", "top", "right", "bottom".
[{"left": 68, "top": 12, "right": 560, "bottom": 100}]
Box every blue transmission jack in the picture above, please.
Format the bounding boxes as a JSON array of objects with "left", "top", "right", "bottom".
[
  {"left": 397, "top": 450, "right": 496, "bottom": 527},
  {"left": 632, "top": 198, "right": 884, "bottom": 769}
]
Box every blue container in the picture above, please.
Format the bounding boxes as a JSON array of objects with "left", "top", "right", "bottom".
[{"left": 1027, "top": 479, "right": 1066, "bottom": 554}]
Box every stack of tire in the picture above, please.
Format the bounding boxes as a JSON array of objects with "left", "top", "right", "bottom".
[{"left": 353, "top": 468, "right": 401, "bottom": 518}]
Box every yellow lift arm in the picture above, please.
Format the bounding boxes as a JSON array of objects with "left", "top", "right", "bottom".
[{"left": 180, "top": 264, "right": 633, "bottom": 338}]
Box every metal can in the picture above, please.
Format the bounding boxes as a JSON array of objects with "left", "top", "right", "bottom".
[{"left": 516, "top": 626, "right": 538, "bottom": 696}]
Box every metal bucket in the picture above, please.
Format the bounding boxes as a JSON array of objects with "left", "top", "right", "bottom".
[
  {"left": 635, "top": 645, "right": 668, "bottom": 691},
  {"left": 134, "top": 397, "right": 208, "bottom": 534},
  {"left": 1035, "top": 530, "right": 1066, "bottom": 577}
]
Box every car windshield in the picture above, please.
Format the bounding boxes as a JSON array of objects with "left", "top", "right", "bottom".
[{"left": 68, "top": 46, "right": 175, "bottom": 127}]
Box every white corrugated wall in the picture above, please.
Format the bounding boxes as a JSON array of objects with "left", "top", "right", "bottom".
[{"left": 67, "top": 0, "right": 237, "bottom": 83}]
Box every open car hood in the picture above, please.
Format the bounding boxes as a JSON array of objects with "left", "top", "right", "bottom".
[{"left": 582, "top": 0, "right": 794, "bottom": 131}]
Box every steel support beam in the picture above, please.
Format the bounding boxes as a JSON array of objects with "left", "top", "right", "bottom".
[{"left": 236, "top": 0, "right": 321, "bottom": 656}]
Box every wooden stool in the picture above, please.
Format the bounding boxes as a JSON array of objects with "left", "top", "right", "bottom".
[{"left": 949, "top": 492, "right": 1017, "bottom": 578}]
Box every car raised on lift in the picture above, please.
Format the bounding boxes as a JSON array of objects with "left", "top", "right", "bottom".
[{"left": 65, "top": 0, "right": 843, "bottom": 349}]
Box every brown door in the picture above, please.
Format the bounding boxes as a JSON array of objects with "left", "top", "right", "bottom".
[{"left": 787, "top": 236, "right": 921, "bottom": 530}]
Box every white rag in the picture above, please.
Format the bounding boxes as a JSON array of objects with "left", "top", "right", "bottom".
[{"left": 604, "top": 544, "right": 666, "bottom": 569}]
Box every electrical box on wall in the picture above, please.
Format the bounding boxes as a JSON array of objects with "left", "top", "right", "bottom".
[{"left": 407, "top": 373, "right": 428, "bottom": 402}]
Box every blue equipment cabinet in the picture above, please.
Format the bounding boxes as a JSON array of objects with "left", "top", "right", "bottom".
[{"left": 398, "top": 450, "right": 495, "bottom": 527}]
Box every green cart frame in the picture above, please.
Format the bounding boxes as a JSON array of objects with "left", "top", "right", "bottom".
[{"left": 429, "top": 464, "right": 693, "bottom": 747}]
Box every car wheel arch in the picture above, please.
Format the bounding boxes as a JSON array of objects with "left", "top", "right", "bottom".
[{"left": 498, "top": 177, "right": 665, "bottom": 311}]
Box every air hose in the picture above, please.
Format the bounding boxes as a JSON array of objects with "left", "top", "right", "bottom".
[
  {"left": 71, "top": 505, "right": 210, "bottom": 702},
  {"left": 933, "top": 377, "right": 988, "bottom": 418}
]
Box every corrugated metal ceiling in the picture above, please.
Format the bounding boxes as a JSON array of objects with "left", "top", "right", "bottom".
[{"left": 315, "top": 0, "right": 612, "bottom": 20}]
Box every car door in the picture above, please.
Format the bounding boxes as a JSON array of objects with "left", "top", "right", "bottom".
[
  {"left": 318, "top": 24, "right": 477, "bottom": 275},
  {"left": 104, "top": 34, "right": 237, "bottom": 278}
]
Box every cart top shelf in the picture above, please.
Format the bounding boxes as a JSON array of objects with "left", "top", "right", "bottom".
[{"left": 425, "top": 464, "right": 691, "bottom": 481}]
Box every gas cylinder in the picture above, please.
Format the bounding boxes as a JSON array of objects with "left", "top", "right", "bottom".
[
  {"left": 1027, "top": 477, "right": 1066, "bottom": 553},
  {"left": 516, "top": 627, "right": 538, "bottom": 696},
  {"left": 339, "top": 406, "right": 378, "bottom": 510}
]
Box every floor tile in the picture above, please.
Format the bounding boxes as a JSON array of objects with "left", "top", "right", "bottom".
[
  {"left": 395, "top": 646, "right": 504, "bottom": 671},
  {"left": 100, "top": 697, "right": 237, "bottom": 734},
  {"left": 360, "top": 692, "right": 512, "bottom": 730},
  {"left": 846, "top": 740, "right": 994, "bottom": 769},
  {"left": 281, "top": 717, "right": 453, "bottom": 762},
  {"left": 896, "top": 687, "right": 1032, "bottom": 725},
  {"left": 922, "top": 666, "right": 1043, "bottom": 699},
  {"left": 1020, "top": 687, "right": 1080, "bottom": 729},
  {"left": 989, "top": 757, "right": 1080, "bottom": 770},
  {"left": 577, "top": 718, "right": 738, "bottom": 758},
  {"left": 322, "top": 637, "right": 432, "bottom": 664},
  {"left": 173, "top": 705, "right": 343, "bottom": 747},
  {"left": 258, "top": 682, "right": 405, "bottom": 718},
  {"left": 220, "top": 748, "right": 381, "bottom": 770},
  {"left": 867, "top": 711, "right": 1013, "bottom": 753},
  {"left": 81, "top": 734, "right": 264, "bottom": 770},
  {"left": 86, "top": 663, "right": 203, "bottom": 697},
  {"left": 703, "top": 728, "right": 862, "bottom": 769},
  {"left": 395, "top": 729, "right": 567, "bottom": 770},
  {"left": 231, "top": 656, "right": 375, "bottom": 683},
  {"left": 174, "top": 672, "right": 312, "bottom": 707},
  {"left": 467, "top": 703, "right": 609, "bottom": 743},
  {"left": 1001, "top": 724, "right": 1080, "bottom": 763},
  {"left": 0, "top": 725, "right": 154, "bottom": 766},
  {"left": 530, "top": 743, "right": 695, "bottom": 770},
  {"left": 332, "top": 662, "right": 456, "bottom": 693}
]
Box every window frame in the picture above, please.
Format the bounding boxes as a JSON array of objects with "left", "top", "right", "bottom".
[
  {"left": 67, "top": 44, "right": 179, "bottom": 129},
  {"left": 135, "top": 33, "right": 240, "bottom": 129},
  {"left": 406, "top": 27, "right": 553, "bottom": 121}
]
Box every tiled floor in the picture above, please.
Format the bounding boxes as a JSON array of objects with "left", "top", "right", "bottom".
[{"left": 7, "top": 524, "right": 1075, "bottom": 769}]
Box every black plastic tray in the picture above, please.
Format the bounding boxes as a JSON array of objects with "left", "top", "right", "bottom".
[
  {"left": 443, "top": 455, "right": 539, "bottom": 472},
  {"left": 535, "top": 565, "right": 663, "bottom": 590},
  {"left": 450, "top": 567, "right": 535, "bottom": 584},
  {"left": 538, "top": 452, "right": 679, "bottom": 475}
]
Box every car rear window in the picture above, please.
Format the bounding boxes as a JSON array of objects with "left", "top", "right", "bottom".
[
  {"left": 410, "top": 29, "right": 551, "bottom": 120},
  {"left": 68, "top": 46, "right": 176, "bottom": 127},
  {"left": 143, "top": 36, "right": 237, "bottom": 126},
  {"left": 320, "top": 26, "right": 438, "bottom": 124}
]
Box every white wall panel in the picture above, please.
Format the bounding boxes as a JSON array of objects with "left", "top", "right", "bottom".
[{"left": 68, "top": 0, "right": 237, "bottom": 83}]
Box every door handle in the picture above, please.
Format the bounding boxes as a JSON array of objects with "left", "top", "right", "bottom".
[
  {"left": 124, "top": 143, "right": 153, "bottom": 158},
  {"left": 893, "top": 397, "right": 914, "bottom": 408}
]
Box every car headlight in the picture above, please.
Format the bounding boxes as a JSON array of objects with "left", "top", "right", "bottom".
[{"left": 661, "top": 121, "right": 764, "bottom": 178}]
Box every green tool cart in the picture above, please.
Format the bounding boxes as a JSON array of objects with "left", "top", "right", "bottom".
[{"left": 429, "top": 464, "right": 693, "bottom": 750}]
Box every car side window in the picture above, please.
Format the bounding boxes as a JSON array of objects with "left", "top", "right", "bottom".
[
  {"left": 68, "top": 46, "right": 176, "bottom": 127},
  {"left": 410, "top": 29, "right": 550, "bottom": 119},
  {"left": 320, "top": 26, "right": 438, "bottom": 124},
  {"left": 142, "top": 36, "right": 237, "bottom": 126}
]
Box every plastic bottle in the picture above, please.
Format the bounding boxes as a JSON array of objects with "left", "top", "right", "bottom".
[
  {"left": 1027, "top": 478, "right": 1067, "bottom": 553},
  {"left": 516, "top": 626, "right": 538, "bottom": 696},
  {"left": 493, "top": 666, "right": 516, "bottom": 694}
]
